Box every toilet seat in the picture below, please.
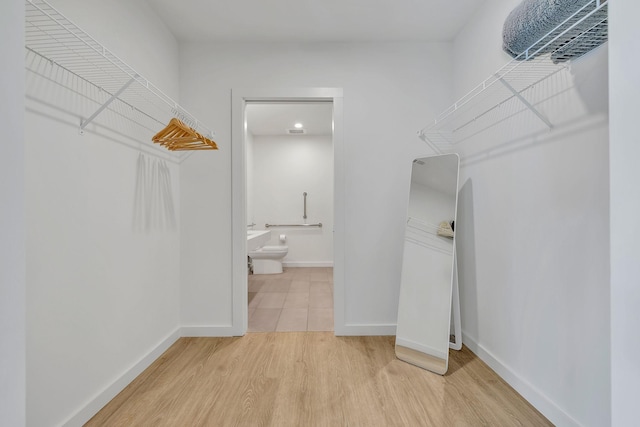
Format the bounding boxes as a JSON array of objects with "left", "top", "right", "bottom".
[
  {"left": 249, "top": 245, "right": 288, "bottom": 258},
  {"left": 252, "top": 245, "right": 288, "bottom": 253}
]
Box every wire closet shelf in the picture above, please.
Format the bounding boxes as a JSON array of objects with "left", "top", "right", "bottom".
[
  {"left": 25, "top": 0, "right": 216, "bottom": 160},
  {"left": 418, "top": 0, "right": 608, "bottom": 154}
]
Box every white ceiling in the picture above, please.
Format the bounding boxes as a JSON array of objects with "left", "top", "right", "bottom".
[
  {"left": 147, "top": 0, "right": 485, "bottom": 43},
  {"left": 146, "top": 1, "right": 485, "bottom": 137},
  {"left": 246, "top": 103, "right": 333, "bottom": 136}
]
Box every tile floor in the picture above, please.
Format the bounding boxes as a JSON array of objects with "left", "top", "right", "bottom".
[{"left": 248, "top": 267, "right": 333, "bottom": 332}]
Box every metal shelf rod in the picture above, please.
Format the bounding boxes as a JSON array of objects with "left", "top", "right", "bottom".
[
  {"left": 265, "top": 223, "right": 323, "bottom": 228},
  {"left": 25, "top": 0, "right": 217, "bottom": 152},
  {"left": 418, "top": 0, "right": 608, "bottom": 148}
]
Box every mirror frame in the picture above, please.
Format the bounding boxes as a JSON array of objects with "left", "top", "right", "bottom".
[{"left": 395, "top": 153, "right": 460, "bottom": 375}]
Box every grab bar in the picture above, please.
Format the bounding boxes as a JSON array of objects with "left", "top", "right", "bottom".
[
  {"left": 303, "top": 192, "right": 308, "bottom": 220},
  {"left": 265, "top": 223, "right": 322, "bottom": 228},
  {"left": 247, "top": 223, "right": 256, "bottom": 228}
]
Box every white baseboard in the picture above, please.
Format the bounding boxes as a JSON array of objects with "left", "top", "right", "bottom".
[
  {"left": 62, "top": 328, "right": 181, "bottom": 427},
  {"left": 335, "top": 323, "right": 396, "bottom": 336},
  {"left": 462, "top": 331, "right": 581, "bottom": 427},
  {"left": 181, "top": 325, "right": 238, "bottom": 337},
  {"left": 283, "top": 261, "right": 334, "bottom": 268}
]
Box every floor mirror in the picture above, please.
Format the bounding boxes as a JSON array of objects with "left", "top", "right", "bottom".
[{"left": 395, "top": 153, "right": 460, "bottom": 375}]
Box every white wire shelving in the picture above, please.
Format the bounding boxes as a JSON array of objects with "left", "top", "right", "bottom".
[
  {"left": 419, "top": 0, "right": 608, "bottom": 154},
  {"left": 25, "top": 0, "right": 216, "bottom": 160}
]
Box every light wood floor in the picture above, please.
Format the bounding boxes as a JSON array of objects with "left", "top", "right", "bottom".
[{"left": 86, "top": 333, "right": 552, "bottom": 426}]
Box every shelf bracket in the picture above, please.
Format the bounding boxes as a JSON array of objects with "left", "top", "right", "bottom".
[
  {"left": 80, "top": 76, "right": 138, "bottom": 133},
  {"left": 497, "top": 76, "right": 553, "bottom": 130},
  {"left": 418, "top": 131, "right": 444, "bottom": 155}
]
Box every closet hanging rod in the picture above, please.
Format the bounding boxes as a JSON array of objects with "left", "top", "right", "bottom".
[
  {"left": 417, "top": 0, "right": 607, "bottom": 151},
  {"left": 25, "top": 0, "right": 216, "bottom": 143},
  {"left": 265, "top": 223, "right": 323, "bottom": 228},
  {"left": 25, "top": 49, "right": 188, "bottom": 164},
  {"left": 26, "top": 46, "right": 166, "bottom": 131}
]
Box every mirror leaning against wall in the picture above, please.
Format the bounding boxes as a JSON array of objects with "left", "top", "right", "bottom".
[{"left": 395, "top": 153, "right": 460, "bottom": 375}]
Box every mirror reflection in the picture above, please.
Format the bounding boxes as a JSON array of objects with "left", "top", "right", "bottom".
[{"left": 395, "top": 153, "right": 459, "bottom": 375}]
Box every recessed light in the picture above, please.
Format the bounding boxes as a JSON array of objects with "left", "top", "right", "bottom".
[{"left": 294, "top": 123, "right": 303, "bottom": 129}]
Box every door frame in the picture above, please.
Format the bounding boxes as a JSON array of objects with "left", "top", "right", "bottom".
[{"left": 230, "top": 88, "right": 344, "bottom": 335}]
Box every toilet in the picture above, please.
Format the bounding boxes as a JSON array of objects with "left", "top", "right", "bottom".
[{"left": 249, "top": 245, "right": 288, "bottom": 274}]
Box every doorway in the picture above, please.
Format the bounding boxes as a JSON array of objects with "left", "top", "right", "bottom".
[
  {"left": 245, "top": 102, "right": 334, "bottom": 331},
  {"left": 231, "top": 88, "right": 344, "bottom": 335}
]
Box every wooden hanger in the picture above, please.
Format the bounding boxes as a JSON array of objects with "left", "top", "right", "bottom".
[{"left": 152, "top": 118, "right": 218, "bottom": 151}]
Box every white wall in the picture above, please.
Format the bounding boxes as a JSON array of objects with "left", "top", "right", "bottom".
[
  {"left": 453, "top": 1, "right": 610, "bottom": 426},
  {"left": 25, "top": 1, "right": 182, "bottom": 425},
  {"left": 609, "top": 2, "right": 640, "bottom": 426},
  {"left": 179, "top": 42, "right": 452, "bottom": 331},
  {"left": 246, "top": 130, "right": 255, "bottom": 226},
  {"left": 251, "top": 134, "right": 333, "bottom": 266},
  {"left": 0, "top": 0, "right": 25, "bottom": 425},
  {"left": 408, "top": 183, "right": 456, "bottom": 226}
]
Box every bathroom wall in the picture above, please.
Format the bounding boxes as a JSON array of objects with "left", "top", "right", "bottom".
[
  {"left": 610, "top": 2, "right": 640, "bottom": 426},
  {"left": 251, "top": 134, "right": 333, "bottom": 266},
  {"left": 452, "top": 1, "right": 610, "bottom": 425},
  {"left": 0, "top": 0, "right": 25, "bottom": 424},
  {"left": 25, "top": 0, "right": 182, "bottom": 425},
  {"left": 246, "top": 130, "right": 255, "bottom": 226},
  {"left": 179, "top": 42, "right": 452, "bottom": 331}
]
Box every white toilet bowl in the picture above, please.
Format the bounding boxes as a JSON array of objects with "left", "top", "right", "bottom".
[{"left": 249, "top": 245, "right": 288, "bottom": 274}]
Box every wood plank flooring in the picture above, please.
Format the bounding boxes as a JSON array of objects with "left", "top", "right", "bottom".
[{"left": 86, "top": 333, "right": 552, "bottom": 426}]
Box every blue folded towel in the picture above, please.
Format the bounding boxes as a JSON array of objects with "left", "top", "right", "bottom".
[{"left": 503, "top": 0, "right": 607, "bottom": 62}]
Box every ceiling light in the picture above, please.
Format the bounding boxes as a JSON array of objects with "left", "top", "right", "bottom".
[{"left": 294, "top": 123, "right": 303, "bottom": 129}]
